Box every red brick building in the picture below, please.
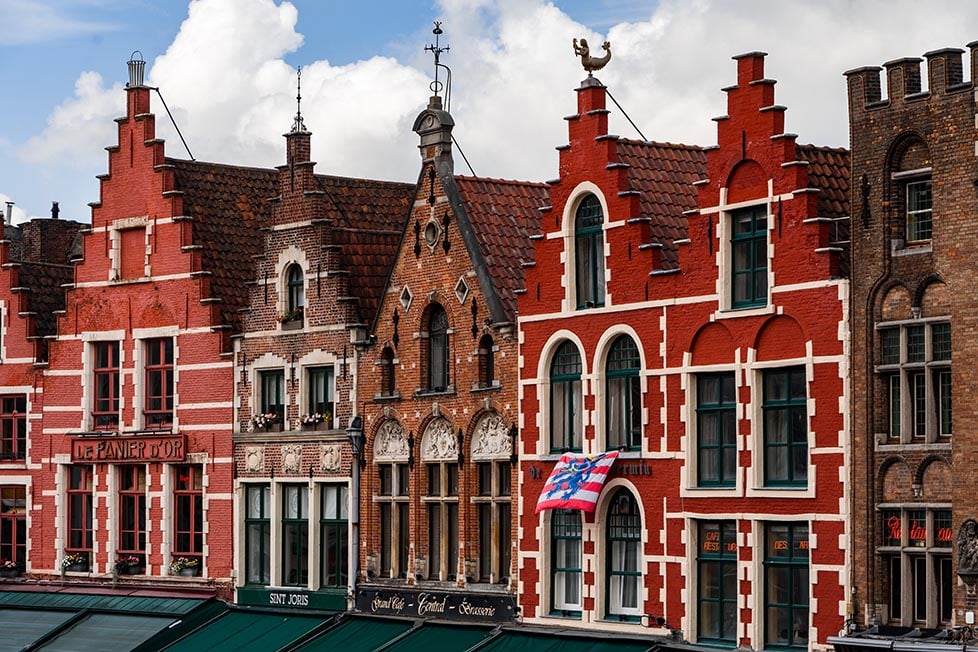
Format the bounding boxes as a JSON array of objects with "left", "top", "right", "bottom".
[
  {"left": 355, "top": 90, "right": 547, "bottom": 621},
  {"left": 517, "top": 54, "right": 849, "bottom": 650}
]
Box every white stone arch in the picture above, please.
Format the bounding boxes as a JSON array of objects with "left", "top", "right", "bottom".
[
  {"left": 420, "top": 417, "right": 457, "bottom": 462},
  {"left": 561, "top": 181, "right": 611, "bottom": 311},
  {"left": 534, "top": 331, "right": 590, "bottom": 456},
  {"left": 592, "top": 326, "right": 648, "bottom": 454},
  {"left": 373, "top": 419, "right": 409, "bottom": 462},
  {"left": 591, "top": 478, "right": 647, "bottom": 622},
  {"left": 470, "top": 411, "right": 511, "bottom": 461}
]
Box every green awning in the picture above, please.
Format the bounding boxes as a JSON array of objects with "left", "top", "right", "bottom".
[
  {"left": 0, "top": 608, "right": 75, "bottom": 649},
  {"left": 163, "top": 610, "right": 329, "bottom": 651},
  {"left": 38, "top": 613, "right": 176, "bottom": 651},
  {"left": 0, "top": 590, "right": 205, "bottom": 615},
  {"left": 379, "top": 622, "right": 495, "bottom": 651},
  {"left": 472, "top": 630, "right": 655, "bottom": 652},
  {"left": 291, "top": 615, "right": 413, "bottom": 651}
]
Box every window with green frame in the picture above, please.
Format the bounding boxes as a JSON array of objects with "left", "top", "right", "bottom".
[
  {"left": 575, "top": 194, "right": 605, "bottom": 309},
  {"left": 606, "top": 489, "right": 642, "bottom": 621},
  {"left": 697, "top": 373, "right": 737, "bottom": 487},
  {"left": 320, "top": 484, "right": 348, "bottom": 589},
  {"left": 551, "top": 509, "right": 582, "bottom": 617},
  {"left": 259, "top": 370, "right": 285, "bottom": 419},
  {"left": 731, "top": 204, "right": 768, "bottom": 308},
  {"left": 307, "top": 366, "right": 334, "bottom": 424},
  {"left": 550, "top": 341, "right": 582, "bottom": 453},
  {"left": 764, "top": 523, "right": 809, "bottom": 649},
  {"left": 606, "top": 336, "right": 641, "bottom": 451},
  {"left": 697, "top": 521, "right": 737, "bottom": 645},
  {"left": 287, "top": 264, "right": 304, "bottom": 313},
  {"left": 763, "top": 367, "right": 807, "bottom": 487},
  {"left": 244, "top": 484, "right": 270, "bottom": 585},
  {"left": 281, "top": 484, "right": 308, "bottom": 587}
]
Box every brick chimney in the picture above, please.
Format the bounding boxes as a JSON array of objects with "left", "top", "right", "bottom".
[{"left": 413, "top": 94, "right": 455, "bottom": 171}]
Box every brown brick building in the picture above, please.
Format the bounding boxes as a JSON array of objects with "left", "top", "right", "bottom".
[{"left": 845, "top": 44, "right": 978, "bottom": 630}]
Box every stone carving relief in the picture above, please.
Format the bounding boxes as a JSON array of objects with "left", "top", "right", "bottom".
[
  {"left": 422, "top": 417, "right": 457, "bottom": 461},
  {"left": 245, "top": 446, "right": 264, "bottom": 473},
  {"left": 320, "top": 444, "right": 341, "bottom": 474},
  {"left": 959, "top": 518, "right": 978, "bottom": 573},
  {"left": 471, "top": 412, "right": 511, "bottom": 461},
  {"left": 375, "top": 420, "right": 409, "bottom": 461},
  {"left": 282, "top": 444, "right": 302, "bottom": 474}
]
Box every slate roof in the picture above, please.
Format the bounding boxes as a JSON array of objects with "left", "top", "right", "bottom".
[
  {"left": 16, "top": 262, "right": 73, "bottom": 338},
  {"left": 453, "top": 176, "right": 549, "bottom": 319},
  {"left": 616, "top": 139, "right": 708, "bottom": 268}
]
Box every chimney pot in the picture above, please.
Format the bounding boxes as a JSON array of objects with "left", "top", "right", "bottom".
[
  {"left": 51, "top": 201, "right": 60, "bottom": 220},
  {"left": 4, "top": 202, "right": 12, "bottom": 224},
  {"left": 127, "top": 50, "right": 146, "bottom": 88}
]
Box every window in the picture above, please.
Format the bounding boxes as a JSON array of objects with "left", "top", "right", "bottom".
[
  {"left": 575, "top": 194, "right": 605, "bottom": 309},
  {"left": 606, "top": 336, "right": 641, "bottom": 451},
  {"left": 606, "top": 489, "right": 642, "bottom": 621},
  {"left": 477, "top": 334, "right": 495, "bottom": 389},
  {"left": 380, "top": 347, "right": 396, "bottom": 397},
  {"left": 145, "top": 338, "right": 173, "bottom": 428},
  {"left": 764, "top": 523, "right": 809, "bottom": 649},
  {"left": 697, "top": 373, "right": 736, "bottom": 487},
  {"left": 307, "top": 366, "right": 334, "bottom": 425},
  {"left": 93, "top": 342, "right": 120, "bottom": 428},
  {"left": 118, "top": 466, "right": 146, "bottom": 567},
  {"left": 475, "top": 461, "right": 511, "bottom": 584},
  {"left": 259, "top": 370, "right": 285, "bottom": 420},
  {"left": 906, "top": 179, "right": 932, "bottom": 243},
  {"left": 698, "top": 521, "right": 737, "bottom": 645},
  {"left": 427, "top": 305, "right": 449, "bottom": 391},
  {"left": 281, "top": 484, "right": 308, "bottom": 587},
  {"left": 878, "top": 321, "right": 951, "bottom": 442},
  {"left": 287, "top": 264, "right": 304, "bottom": 316},
  {"left": 551, "top": 509, "right": 582, "bottom": 616},
  {"left": 173, "top": 465, "right": 203, "bottom": 566},
  {"left": 119, "top": 227, "right": 145, "bottom": 280},
  {"left": 425, "top": 462, "right": 459, "bottom": 580},
  {"left": 0, "top": 487, "right": 26, "bottom": 569},
  {"left": 0, "top": 396, "right": 26, "bottom": 461},
  {"left": 377, "top": 463, "right": 410, "bottom": 578},
  {"left": 880, "top": 508, "right": 952, "bottom": 626},
  {"left": 731, "top": 205, "right": 768, "bottom": 308},
  {"left": 763, "top": 367, "right": 807, "bottom": 487},
  {"left": 320, "top": 484, "right": 349, "bottom": 589},
  {"left": 550, "top": 341, "right": 582, "bottom": 453},
  {"left": 67, "top": 466, "right": 93, "bottom": 559},
  {"left": 244, "top": 484, "right": 270, "bottom": 585}
]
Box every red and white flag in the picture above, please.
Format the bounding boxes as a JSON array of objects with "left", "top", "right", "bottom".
[{"left": 535, "top": 451, "right": 619, "bottom": 513}]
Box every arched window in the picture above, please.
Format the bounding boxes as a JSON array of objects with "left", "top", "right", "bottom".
[
  {"left": 550, "top": 509, "right": 582, "bottom": 616},
  {"left": 286, "top": 264, "right": 304, "bottom": 321},
  {"left": 550, "top": 341, "right": 582, "bottom": 453},
  {"left": 606, "top": 489, "right": 642, "bottom": 621},
  {"left": 575, "top": 194, "right": 605, "bottom": 309},
  {"left": 606, "top": 335, "right": 641, "bottom": 451},
  {"left": 380, "top": 347, "right": 396, "bottom": 397},
  {"left": 478, "top": 334, "right": 495, "bottom": 389},
  {"left": 428, "top": 305, "right": 449, "bottom": 391}
]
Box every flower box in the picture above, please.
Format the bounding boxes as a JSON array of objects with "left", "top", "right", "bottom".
[
  {"left": 301, "top": 422, "right": 330, "bottom": 431},
  {"left": 179, "top": 567, "right": 200, "bottom": 577},
  {"left": 281, "top": 319, "right": 303, "bottom": 331},
  {"left": 66, "top": 563, "right": 88, "bottom": 573},
  {"left": 117, "top": 566, "right": 143, "bottom": 575},
  {"left": 0, "top": 568, "right": 19, "bottom": 579}
]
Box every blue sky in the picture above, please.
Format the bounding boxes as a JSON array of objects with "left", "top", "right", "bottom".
[{"left": 2, "top": 1, "right": 978, "bottom": 223}]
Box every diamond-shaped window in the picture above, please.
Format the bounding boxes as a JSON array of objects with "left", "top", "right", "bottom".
[
  {"left": 454, "top": 277, "right": 469, "bottom": 304},
  {"left": 400, "top": 286, "right": 413, "bottom": 312}
]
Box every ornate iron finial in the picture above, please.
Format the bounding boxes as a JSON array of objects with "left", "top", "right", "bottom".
[
  {"left": 424, "top": 21, "right": 450, "bottom": 99},
  {"left": 573, "top": 37, "right": 612, "bottom": 77},
  {"left": 291, "top": 65, "right": 306, "bottom": 133}
]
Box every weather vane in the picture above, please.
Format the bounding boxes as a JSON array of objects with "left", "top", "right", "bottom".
[
  {"left": 424, "top": 22, "right": 451, "bottom": 102},
  {"left": 292, "top": 65, "right": 306, "bottom": 132},
  {"left": 573, "top": 38, "right": 612, "bottom": 76}
]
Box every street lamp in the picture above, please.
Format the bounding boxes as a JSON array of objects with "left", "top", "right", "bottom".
[{"left": 346, "top": 416, "right": 365, "bottom": 602}]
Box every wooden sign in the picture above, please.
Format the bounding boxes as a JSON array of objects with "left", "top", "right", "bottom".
[{"left": 70, "top": 434, "right": 186, "bottom": 463}]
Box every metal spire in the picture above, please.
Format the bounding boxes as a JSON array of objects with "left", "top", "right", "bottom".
[
  {"left": 291, "top": 65, "right": 306, "bottom": 133},
  {"left": 424, "top": 22, "right": 451, "bottom": 107}
]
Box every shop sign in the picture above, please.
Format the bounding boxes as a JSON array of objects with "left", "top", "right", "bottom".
[
  {"left": 356, "top": 587, "right": 517, "bottom": 623},
  {"left": 70, "top": 434, "right": 186, "bottom": 463},
  {"left": 236, "top": 586, "right": 346, "bottom": 611}
]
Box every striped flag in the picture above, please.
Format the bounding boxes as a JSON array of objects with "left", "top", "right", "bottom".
[{"left": 535, "top": 451, "right": 620, "bottom": 513}]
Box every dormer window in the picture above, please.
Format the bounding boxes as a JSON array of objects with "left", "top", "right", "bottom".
[{"left": 574, "top": 194, "right": 605, "bottom": 309}]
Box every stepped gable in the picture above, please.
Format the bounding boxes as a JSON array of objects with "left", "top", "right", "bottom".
[
  {"left": 795, "top": 144, "right": 850, "bottom": 219},
  {"left": 167, "top": 158, "right": 277, "bottom": 332},
  {"left": 616, "top": 139, "right": 707, "bottom": 268},
  {"left": 16, "top": 262, "right": 73, "bottom": 337},
  {"left": 453, "top": 175, "right": 548, "bottom": 319},
  {"left": 319, "top": 174, "right": 414, "bottom": 324}
]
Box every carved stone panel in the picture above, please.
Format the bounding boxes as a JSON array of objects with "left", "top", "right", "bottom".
[
  {"left": 471, "top": 412, "right": 511, "bottom": 461},
  {"left": 282, "top": 444, "right": 302, "bottom": 474},
  {"left": 374, "top": 420, "right": 409, "bottom": 462},
  {"left": 245, "top": 446, "right": 264, "bottom": 473},
  {"left": 320, "top": 444, "right": 341, "bottom": 474},
  {"left": 421, "top": 417, "right": 457, "bottom": 461}
]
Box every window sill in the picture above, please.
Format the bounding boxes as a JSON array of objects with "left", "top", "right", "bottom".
[
  {"left": 545, "top": 611, "right": 582, "bottom": 620},
  {"left": 470, "top": 383, "right": 502, "bottom": 394},
  {"left": 715, "top": 303, "right": 775, "bottom": 320},
  {"left": 892, "top": 241, "right": 932, "bottom": 257},
  {"left": 373, "top": 392, "right": 402, "bottom": 403},
  {"left": 414, "top": 387, "right": 456, "bottom": 398}
]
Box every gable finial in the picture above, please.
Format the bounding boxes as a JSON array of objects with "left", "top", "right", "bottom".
[
  {"left": 291, "top": 65, "right": 306, "bottom": 133},
  {"left": 424, "top": 21, "right": 452, "bottom": 110},
  {"left": 573, "top": 38, "right": 612, "bottom": 77}
]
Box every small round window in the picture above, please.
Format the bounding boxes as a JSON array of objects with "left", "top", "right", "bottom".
[{"left": 423, "top": 219, "right": 441, "bottom": 247}]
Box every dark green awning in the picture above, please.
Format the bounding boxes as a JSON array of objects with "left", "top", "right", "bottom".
[
  {"left": 163, "top": 610, "right": 330, "bottom": 651},
  {"left": 471, "top": 630, "right": 656, "bottom": 652},
  {"left": 378, "top": 622, "right": 495, "bottom": 651},
  {"left": 291, "top": 615, "right": 413, "bottom": 651},
  {"left": 38, "top": 613, "right": 176, "bottom": 651},
  {"left": 0, "top": 608, "right": 75, "bottom": 650}
]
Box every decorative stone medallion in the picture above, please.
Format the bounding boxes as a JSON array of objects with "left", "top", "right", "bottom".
[
  {"left": 471, "top": 412, "right": 511, "bottom": 460},
  {"left": 320, "top": 444, "right": 341, "bottom": 474},
  {"left": 422, "top": 418, "right": 457, "bottom": 461},
  {"left": 282, "top": 444, "right": 302, "bottom": 474},
  {"left": 245, "top": 446, "right": 264, "bottom": 473}
]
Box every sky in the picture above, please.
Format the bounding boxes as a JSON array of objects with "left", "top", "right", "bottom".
[{"left": 1, "top": 0, "right": 978, "bottom": 224}]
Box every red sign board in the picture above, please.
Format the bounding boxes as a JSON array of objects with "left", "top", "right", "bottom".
[{"left": 71, "top": 434, "right": 186, "bottom": 463}]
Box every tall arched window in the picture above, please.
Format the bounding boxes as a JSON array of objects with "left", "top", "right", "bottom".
[
  {"left": 286, "top": 264, "right": 304, "bottom": 320},
  {"left": 606, "top": 489, "right": 642, "bottom": 621},
  {"left": 478, "top": 334, "right": 495, "bottom": 389},
  {"left": 575, "top": 194, "right": 605, "bottom": 309},
  {"left": 380, "top": 347, "right": 396, "bottom": 397},
  {"left": 428, "top": 305, "right": 449, "bottom": 391},
  {"left": 606, "top": 335, "right": 641, "bottom": 451},
  {"left": 550, "top": 509, "right": 582, "bottom": 616},
  {"left": 550, "top": 341, "right": 582, "bottom": 453}
]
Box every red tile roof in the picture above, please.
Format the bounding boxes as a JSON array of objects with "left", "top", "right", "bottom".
[
  {"left": 453, "top": 176, "right": 549, "bottom": 319},
  {"left": 616, "top": 139, "right": 708, "bottom": 268},
  {"left": 796, "top": 144, "right": 851, "bottom": 220}
]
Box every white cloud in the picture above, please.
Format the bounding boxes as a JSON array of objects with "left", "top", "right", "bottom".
[{"left": 0, "top": 0, "right": 116, "bottom": 45}]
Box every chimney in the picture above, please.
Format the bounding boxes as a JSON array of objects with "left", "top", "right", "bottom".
[
  {"left": 412, "top": 94, "right": 455, "bottom": 169},
  {"left": 51, "top": 201, "right": 60, "bottom": 220}
]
